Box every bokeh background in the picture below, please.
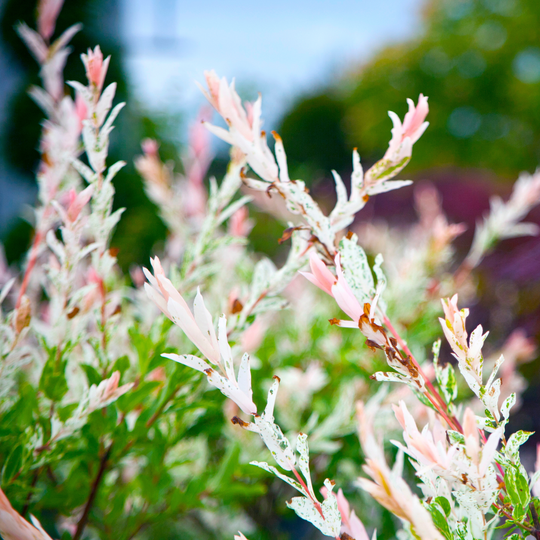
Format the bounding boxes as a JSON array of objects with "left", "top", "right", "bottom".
[{"left": 2, "top": 0, "right": 540, "bottom": 521}]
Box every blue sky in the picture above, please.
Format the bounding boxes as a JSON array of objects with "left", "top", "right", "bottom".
[
  {"left": 0, "top": 0, "right": 425, "bottom": 233},
  {"left": 121, "top": 0, "right": 425, "bottom": 130}
]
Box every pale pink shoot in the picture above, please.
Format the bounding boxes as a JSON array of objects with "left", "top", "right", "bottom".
[
  {"left": 386, "top": 95, "right": 429, "bottom": 159},
  {"left": 143, "top": 257, "right": 220, "bottom": 365},
  {"left": 89, "top": 372, "right": 133, "bottom": 410},
  {"left": 82, "top": 46, "right": 110, "bottom": 91},
  {"left": 136, "top": 139, "right": 171, "bottom": 187},
  {"left": 229, "top": 206, "right": 253, "bottom": 238},
  {"left": 393, "top": 401, "right": 456, "bottom": 471},
  {"left": 37, "top": 0, "right": 64, "bottom": 41},
  {"left": 141, "top": 138, "right": 159, "bottom": 157},
  {"left": 185, "top": 106, "right": 213, "bottom": 186},
  {"left": 402, "top": 94, "right": 429, "bottom": 143},
  {"left": 439, "top": 295, "right": 488, "bottom": 384},
  {"left": 300, "top": 252, "right": 363, "bottom": 324},
  {"left": 66, "top": 184, "right": 94, "bottom": 222},
  {"left": 74, "top": 92, "right": 88, "bottom": 132},
  {"left": 321, "top": 487, "right": 369, "bottom": 540},
  {"left": 463, "top": 407, "right": 501, "bottom": 477},
  {"left": 533, "top": 444, "right": 540, "bottom": 497},
  {"left": 299, "top": 251, "right": 335, "bottom": 296},
  {"left": 333, "top": 254, "right": 363, "bottom": 322}
]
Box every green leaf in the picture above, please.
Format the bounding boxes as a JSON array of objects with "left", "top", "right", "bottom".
[
  {"left": 439, "top": 363, "right": 458, "bottom": 405},
  {"left": 39, "top": 355, "right": 68, "bottom": 402},
  {"left": 427, "top": 504, "right": 453, "bottom": 540},
  {"left": 57, "top": 403, "right": 78, "bottom": 423},
  {"left": 435, "top": 496, "right": 452, "bottom": 518},
  {"left": 505, "top": 464, "right": 530, "bottom": 521},
  {"left": 111, "top": 355, "right": 131, "bottom": 375},
  {"left": 501, "top": 393, "right": 516, "bottom": 421},
  {"left": 80, "top": 363, "right": 102, "bottom": 387},
  {"left": 208, "top": 442, "right": 241, "bottom": 494},
  {"left": 129, "top": 325, "right": 153, "bottom": 375},
  {"left": 447, "top": 430, "right": 465, "bottom": 445},
  {"left": 2, "top": 444, "right": 23, "bottom": 483},
  {"left": 116, "top": 381, "right": 162, "bottom": 413},
  {"left": 413, "top": 389, "right": 439, "bottom": 411}
]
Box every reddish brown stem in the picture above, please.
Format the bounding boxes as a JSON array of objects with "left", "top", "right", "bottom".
[
  {"left": 382, "top": 314, "right": 463, "bottom": 433},
  {"left": 291, "top": 467, "right": 324, "bottom": 518},
  {"left": 21, "top": 468, "right": 41, "bottom": 517},
  {"left": 480, "top": 430, "right": 506, "bottom": 481},
  {"left": 530, "top": 501, "right": 540, "bottom": 539},
  {"left": 145, "top": 387, "right": 179, "bottom": 429},
  {"left": 73, "top": 443, "right": 113, "bottom": 540},
  {"left": 290, "top": 468, "right": 340, "bottom": 540},
  {"left": 424, "top": 391, "right": 461, "bottom": 432}
]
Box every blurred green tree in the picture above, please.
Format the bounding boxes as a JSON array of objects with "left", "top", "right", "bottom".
[
  {"left": 279, "top": 0, "right": 540, "bottom": 181},
  {"left": 278, "top": 93, "right": 350, "bottom": 184},
  {"left": 0, "top": 0, "right": 169, "bottom": 271}
]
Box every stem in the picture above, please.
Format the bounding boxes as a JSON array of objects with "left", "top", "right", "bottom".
[
  {"left": 530, "top": 501, "right": 540, "bottom": 540},
  {"left": 290, "top": 467, "right": 324, "bottom": 518},
  {"left": 382, "top": 314, "right": 463, "bottom": 433},
  {"left": 145, "top": 387, "right": 179, "bottom": 429},
  {"left": 290, "top": 467, "right": 340, "bottom": 540},
  {"left": 126, "top": 521, "right": 146, "bottom": 540},
  {"left": 382, "top": 315, "right": 440, "bottom": 401},
  {"left": 21, "top": 468, "right": 41, "bottom": 517},
  {"left": 116, "top": 381, "right": 172, "bottom": 458},
  {"left": 73, "top": 442, "right": 113, "bottom": 540},
  {"left": 379, "top": 305, "right": 533, "bottom": 535},
  {"left": 423, "top": 391, "right": 459, "bottom": 431}
]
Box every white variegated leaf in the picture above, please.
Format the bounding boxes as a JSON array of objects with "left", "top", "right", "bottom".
[
  {"left": 339, "top": 234, "right": 374, "bottom": 305},
  {"left": 501, "top": 393, "right": 516, "bottom": 421},
  {"left": 46, "top": 229, "right": 66, "bottom": 263},
  {"left": 349, "top": 149, "right": 364, "bottom": 200},
  {"left": 254, "top": 413, "right": 296, "bottom": 471},
  {"left": 237, "top": 353, "right": 253, "bottom": 402},
  {"left": 320, "top": 478, "right": 341, "bottom": 537},
  {"left": 101, "top": 102, "right": 125, "bottom": 136},
  {"left": 482, "top": 378, "right": 501, "bottom": 421},
  {"left": 72, "top": 158, "right": 96, "bottom": 184},
  {"left": 250, "top": 258, "right": 277, "bottom": 301},
  {"left": 505, "top": 430, "right": 533, "bottom": 463},
  {"left": 368, "top": 179, "right": 412, "bottom": 195},
  {"left": 296, "top": 433, "right": 315, "bottom": 499},
  {"left": 372, "top": 372, "right": 412, "bottom": 385},
  {"left": 250, "top": 461, "right": 308, "bottom": 497},
  {"left": 485, "top": 354, "right": 505, "bottom": 391}
]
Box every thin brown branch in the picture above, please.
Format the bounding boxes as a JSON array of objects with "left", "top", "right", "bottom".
[
  {"left": 382, "top": 313, "right": 463, "bottom": 433},
  {"left": 530, "top": 501, "right": 540, "bottom": 540},
  {"left": 145, "top": 387, "right": 179, "bottom": 429},
  {"left": 73, "top": 442, "right": 114, "bottom": 540},
  {"left": 21, "top": 468, "right": 41, "bottom": 517}
]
